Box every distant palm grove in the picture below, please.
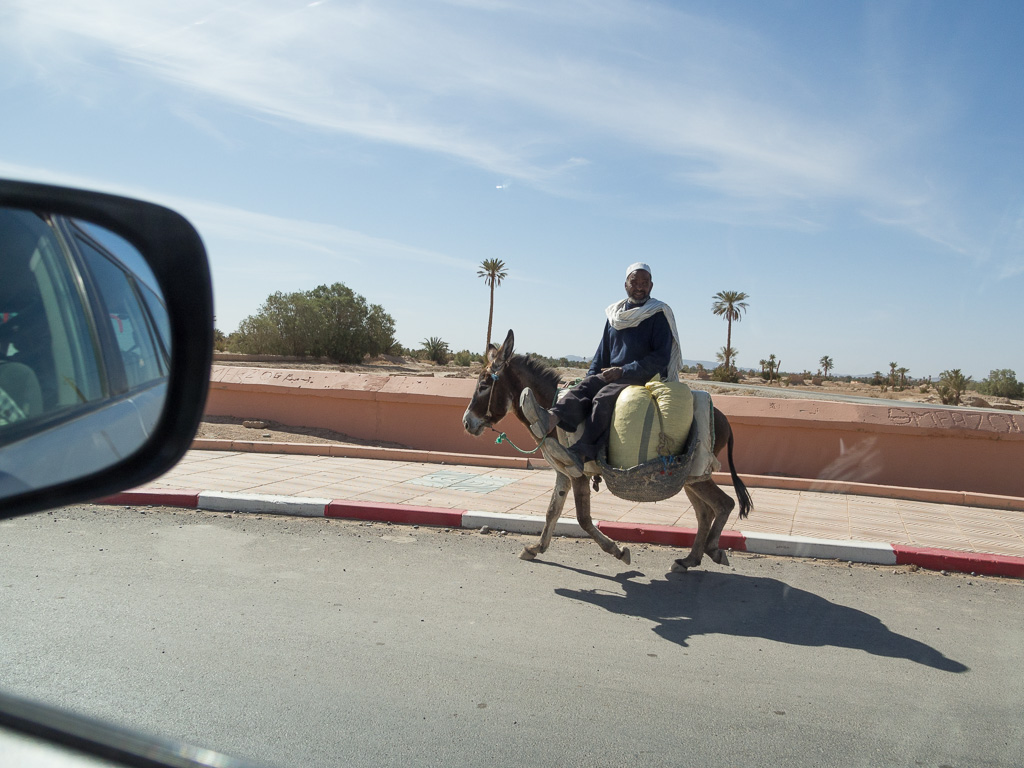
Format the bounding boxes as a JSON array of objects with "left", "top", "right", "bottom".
[{"left": 215, "top": 281, "right": 1022, "bottom": 404}]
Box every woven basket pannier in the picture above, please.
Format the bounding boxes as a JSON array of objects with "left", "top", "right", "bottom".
[{"left": 596, "top": 419, "right": 703, "bottom": 503}]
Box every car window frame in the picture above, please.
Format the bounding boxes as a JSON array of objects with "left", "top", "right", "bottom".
[
  {"left": 60, "top": 216, "right": 172, "bottom": 395},
  {"left": 0, "top": 210, "right": 111, "bottom": 441},
  {"left": 68, "top": 216, "right": 171, "bottom": 374}
]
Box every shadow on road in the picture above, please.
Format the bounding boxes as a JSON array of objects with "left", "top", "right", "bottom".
[{"left": 554, "top": 570, "right": 968, "bottom": 673}]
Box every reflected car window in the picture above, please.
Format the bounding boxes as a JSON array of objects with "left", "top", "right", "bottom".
[
  {"left": 136, "top": 280, "right": 171, "bottom": 361},
  {"left": 74, "top": 237, "right": 168, "bottom": 390},
  {"left": 76, "top": 219, "right": 162, "bottom": 297},
  {"left": 0, "top": 209, "right": 104, "bottom": 439}
]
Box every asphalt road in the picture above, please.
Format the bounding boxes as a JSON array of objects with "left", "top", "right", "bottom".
[{"left": 2, "top": 505, "right": 1022, "bottom": 768}]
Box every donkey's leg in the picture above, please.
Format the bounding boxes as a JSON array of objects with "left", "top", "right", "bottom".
[
  {"left": 672, "top": 485, "right": 716, "bottom": 572},
  {"left": 572, "top": 475, "right": 631, "bottom": 565},
  {"left": 699, "top": 479, "right": 736, "bottom": 564},
  {"left": 520, "top": 471, "right": 571, "bottom": 560},
  {"left": 673, "top": 480, "right": 735, "bottom": 572}
]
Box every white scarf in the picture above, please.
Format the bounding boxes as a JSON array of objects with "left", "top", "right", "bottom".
[{"left": 604, "top": 298, "right": 683, "bottom": 382}]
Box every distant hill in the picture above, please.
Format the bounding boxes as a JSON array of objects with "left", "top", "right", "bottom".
[{"left": 562, "top": 355, "right": 720, "bottom": 369}]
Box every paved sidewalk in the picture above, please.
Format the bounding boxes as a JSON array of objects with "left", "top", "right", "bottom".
[{"left": 118, "top": 448, "right": 1024, "bottom": 577}]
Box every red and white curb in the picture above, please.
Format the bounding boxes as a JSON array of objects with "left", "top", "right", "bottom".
[{"left": 96, "top": 490, "right": 1024, "bottom": 579}]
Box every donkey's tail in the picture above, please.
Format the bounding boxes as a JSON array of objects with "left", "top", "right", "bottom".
[{"left": 726, "top": 429, "right": 753, "bottom": 519}]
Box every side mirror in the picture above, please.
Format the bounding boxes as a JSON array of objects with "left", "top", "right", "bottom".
[{"left": 0, "top": 179, "right": 213, "bottom": 519}]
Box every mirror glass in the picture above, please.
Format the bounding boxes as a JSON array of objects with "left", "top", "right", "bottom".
[{"left": 0, "top": 207, "right": 171, "bottom": 498}]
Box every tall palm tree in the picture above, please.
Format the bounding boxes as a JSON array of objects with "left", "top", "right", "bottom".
[
  {"left": 897, "top": 366, "right": 909, "bottom": 391},
  {"left": 477, "top": 259, "right": 508, "bottom": 351},
  {"left": 819, "top": 355, "right": 834, "bottom": 378},
  {"left": 711, "top": 290, "right": 749, "bottom": 371}
]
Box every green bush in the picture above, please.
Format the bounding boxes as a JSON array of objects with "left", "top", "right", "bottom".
[
  {"left": 233, "top": 283, "right": 396, "bottom": 363},
  {"left": 453, "top": 349, "right": 483, "bottom": 367},
  {"left": 711, "top": 364, "right": 740, "bottom": 383},
  {"left": 977, "top": 369, "right": 1024, "bottom": 399}
]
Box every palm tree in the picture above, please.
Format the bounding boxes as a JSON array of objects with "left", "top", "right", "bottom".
[
  {"left": 421, "top": 336, "right": 450, "bottom": 364},
  {"left": 897, "top": 366, "right": 909, "bottom": 391},
  {"left": 477, "top": 259, "right": 508, "bottom": 351},
  {"left": 819, "top": 355, "right": 834, "bottom": 378},
  {"left": 937, "top": 369, "right": 972, "bottom": 405},
  {"left": 716, "top": 346, "right": 739, "bottom": 365},
  {"left": 888, "top": 362, "right": 898, "bottom": 390},
  {"left": 711, "top": 291, "right": 749, "bottom": 371}
]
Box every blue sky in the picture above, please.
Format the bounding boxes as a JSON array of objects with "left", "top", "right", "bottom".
[{"left": 2, "top": 0, "right": 1021, "bottom": 379}]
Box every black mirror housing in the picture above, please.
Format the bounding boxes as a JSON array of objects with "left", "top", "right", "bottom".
[{"left": 0, "top": 179, "right": 213, "bottom": 519}]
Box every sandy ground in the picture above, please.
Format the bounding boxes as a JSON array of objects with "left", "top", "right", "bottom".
[{"left": 200, "top": 353, "right": 1021, "bottom": 446}]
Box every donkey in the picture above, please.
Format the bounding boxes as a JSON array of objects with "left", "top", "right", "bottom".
[{"left": 462, "top": 330, "right": 752, "bottom": 572}]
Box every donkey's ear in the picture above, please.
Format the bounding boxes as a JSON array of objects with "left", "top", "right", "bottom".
[
  {"left": 498, "top": 329, "right": 514, "bottom": 358},
  {"left": 488, "top": 329, "right": 514, "bottom": 365}
]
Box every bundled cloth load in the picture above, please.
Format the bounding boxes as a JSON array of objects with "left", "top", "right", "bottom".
[
  {"left": 607, "top": 380, "right": 694, "bottom": 469},
  {"left": 597, "top": 381, "right": 721, "bottom": 503}
]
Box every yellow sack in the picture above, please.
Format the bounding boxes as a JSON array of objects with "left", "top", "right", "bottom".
[{"left": 607, "top": 380, "right": 694, "bottom": 470}]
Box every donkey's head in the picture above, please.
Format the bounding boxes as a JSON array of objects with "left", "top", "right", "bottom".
[{"left": 462, "top": 329, "right": 516, "bottom": 436}]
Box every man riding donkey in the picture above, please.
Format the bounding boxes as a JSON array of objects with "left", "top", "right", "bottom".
[{"left": 520, "top": 262, "right": 683, "bottom": 477}]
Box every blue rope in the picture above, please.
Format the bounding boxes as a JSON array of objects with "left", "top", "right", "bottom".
[{"left": 494, "top": 431, "right": 545, "bottom": 455}]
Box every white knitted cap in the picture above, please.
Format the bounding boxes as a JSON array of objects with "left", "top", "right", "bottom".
[{"left": 626, "top": 262, "right": 652, "bottom": 278}]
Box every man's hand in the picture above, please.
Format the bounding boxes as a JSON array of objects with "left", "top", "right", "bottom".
[{"left": 598, "top": 367, "right": 623, "bottom": 383}]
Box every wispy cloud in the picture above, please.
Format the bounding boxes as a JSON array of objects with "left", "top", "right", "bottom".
[
  {"left": 0, "top": 159, "right": 474, "bottom": 273},
  {"left": 185, "top": 200, "right": 474, "bottom": 272},
  {"left": 2, "top": 2, "right": 869, "bottom": 189},
  {"left": 2, "top": 0, "right": 995, "bottom": 259},
  {"left": 994, "top": 200, "right": 1024, "bottom": 279}
]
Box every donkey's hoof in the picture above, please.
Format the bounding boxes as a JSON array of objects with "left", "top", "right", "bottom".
[
  {"left": 671, "top": 559, "right": 689, "bottom": 573},
  {"left": 519, "top": 547, "right": 538, "bottom": 560},
  {"left": 710, "top": 549, "right": 730, "bottom": 566},
  {"left": 617, "top": 547, "right": 631, "bottom": 565}
]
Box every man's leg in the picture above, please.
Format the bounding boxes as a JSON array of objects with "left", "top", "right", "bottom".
[
  {"left": 523, "top": 375, "right": 606, "bottom": 439},
  {"left": 520, "top": 376, "right": 612, "bottom": 478},
  {"left": 570, "top": 378, "right": 647, "bottom": 461}
]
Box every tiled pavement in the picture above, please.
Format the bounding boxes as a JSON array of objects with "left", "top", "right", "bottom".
[{"left": 133, "top": 449, "right": 1024, "bottom": 562}]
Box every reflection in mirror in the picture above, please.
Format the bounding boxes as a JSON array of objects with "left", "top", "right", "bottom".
[{"left": 0, "top": 207, "right": 171, "bottom": 498}]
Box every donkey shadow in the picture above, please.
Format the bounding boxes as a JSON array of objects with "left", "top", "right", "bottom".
[{"left": 552, "top": 568, "right": 968, "bottom": 673}]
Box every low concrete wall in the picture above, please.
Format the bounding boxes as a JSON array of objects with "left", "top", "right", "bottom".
[
  {"left": 206, "top": 366, "right": 536, "bottom": 458},
  {"left": 205, "top": 366, "right": 1024, "bottom": 499},
  {"left": 722, "top": 397, "right": 1024, "bottom": 498}
]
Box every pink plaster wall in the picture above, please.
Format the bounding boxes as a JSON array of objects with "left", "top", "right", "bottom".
[
  {"left": 721, "top": 397, "right": 1023, "bottom": 497},
  {"left": 206, "top": 366, "right": 536, "bottom": 457},
  {"left": 205, "top": 367, "right": 1024, "bottom": 498}
]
